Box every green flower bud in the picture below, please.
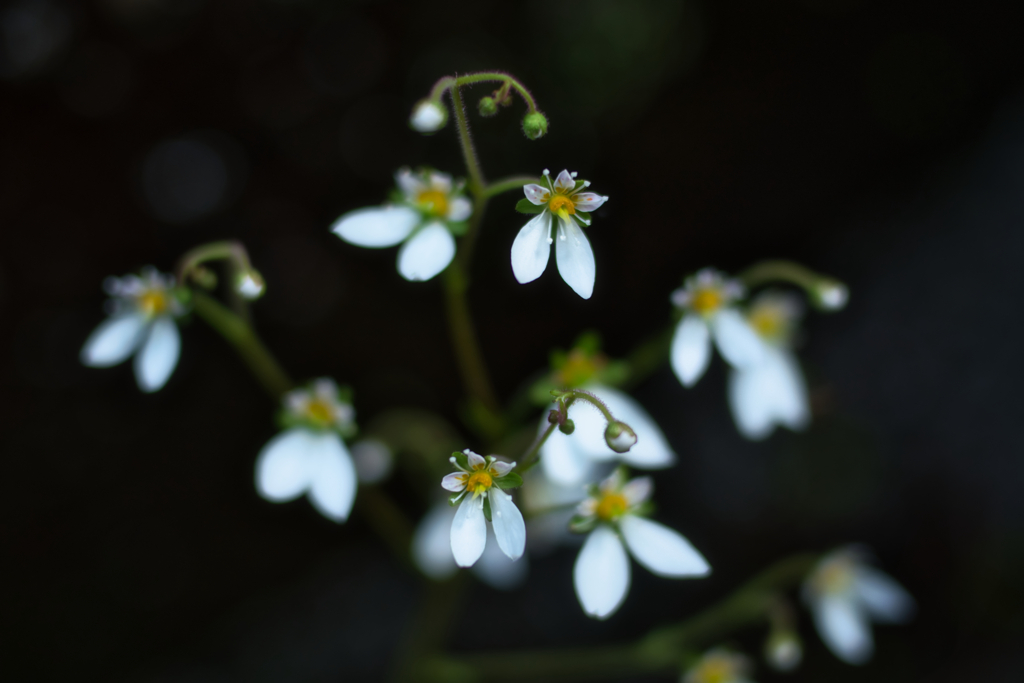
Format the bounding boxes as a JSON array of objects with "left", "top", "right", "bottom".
[
  {"left": 604, "top": 421, "right": 637, "bottom": 453},
  {"left": 478, "top": 96, "right": 498, "bottom": 117},
  {"left": 522, "top": 111, "right": 549, "bottom": 140},
  {"left": 558, "top": 418, "right": 576, "bottom": 435}
]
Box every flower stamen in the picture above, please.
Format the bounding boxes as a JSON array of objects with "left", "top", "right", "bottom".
[
  {"left": 416, "top": 189, "right": 449, "bottom": 217},
  {"left": 138, "top": 290, "right": 169, "bottom": 317},
  {"left": 596, "top": 492, "right": 629, "bottom": 521},
  {"left": 690, "top": 288, "right": 723, "bottom": 315},
  {"left": 549, "top": 195, "right": 576, "bottom": 216}
]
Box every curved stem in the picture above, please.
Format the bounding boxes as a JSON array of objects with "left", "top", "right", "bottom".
[
  {"left": 191, "top": 291, "right": 292, "bottom": 400},
  {"left": 418, "top": 553, "right": 820, "bottom": 681},
  {"left": 562, "top": 388, "right": 616, "bottom": 423},
  {"left": 485, "top": 175, "right": 540, "bottom": 198},
  {"left": 449, "top": 83, "right": 485, "bottom": 194},
  {"left": 430, "top": 72, "right": 540, "bottom": 113},
  {"left": 737, "top": 259, "right": 829, "bottom": 292},
  {"left": 517, "top": 421, "right": 557, "bottom": 474}
]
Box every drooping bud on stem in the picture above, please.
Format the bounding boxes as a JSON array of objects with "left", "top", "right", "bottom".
[
  {"left": 477, "top": 96, "right": 498, "bottom": 117},
  {"left": 558, "top": 418, "right": 576, "bottom": 435},
  {"left": 764, "top": 630, "right": 803, "bottom": 672},
  {"left": 409, "top": 99, "right": 448, "bottom": 133},
  {"left": 522, "top": 111, "right": 548, "bottom": 140},
  {"left": 604, "top": 421, "right": 637, "bottom": 453},
  {"left": 235, "top": 269, "right": 265, "bottom": 300},
  {"left": 812, "top": 278, "right": 849, "bottom": 311}
]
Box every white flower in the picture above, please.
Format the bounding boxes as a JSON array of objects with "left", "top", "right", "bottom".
[
  {"left": 411, "top": 501, "right": 528, "bottom": 590},
  {"left": 802, "top": 547, "right": 915, "bottom": 665},
  {"left": 331, "top": 168, "right": 471, "bottom": 282},
  {"left": 727, "top": 291, "right": 810, "bottom": 440},
  {"left": 80, "top": 267, "right": 186, "bottom": 393},
  {"left": 409, "top": 100, "right": 447, "bottom": 133},
  {"left": 441, "top": 450, "right": 526, "bottom": 567},
  {"left": 511, "top": 169, "right": 608, "bottom": 299},
  {"left": 572, "top": 470, "right": 709, "bottom": 619},
  {"left": 541, "top": 385, "right": 675, "bottom": 486},
  {"left": 670, "top": 268, "right": 765, "bottom": 387},
  {"left": 683, "top": 649, "right": 755, "bottom": 683},
  {"left": 255, "top": 378, "right": 358, "bottom": 523}
]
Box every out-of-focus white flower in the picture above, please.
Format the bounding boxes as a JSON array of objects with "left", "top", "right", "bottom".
[
  {"left": 80, "top": 267, "right": 186, "bottom": 393},
  {"left": 412, "top": 501, "right": 528, "bottom": 590},
  {"left": 541, "top": 385, "right": 675, "bottom": 486},
  {"left": 235, "top": 270, "right": 265, "bottom": 300},
  {"left": 572, "top": 470, "right": 709, "bottom": 619},
  {"left": 350, "top": 437, "right": 393, "bottom": 484},
  {"left": 511, "top": 169, "right": 608, "bottom": 299},
  {"left": 728, "top": 291, "right": 810, "bottom": 440},
  {"left": 441, "top": 450, "right": 526, "bottom": 567},
  {"left": 764, "top": 630, "right": 803, "bottom": 672},
  {"left": 813, "top": 279, "right": 848, "bottom": 311},
  {"left": 409, "top": 100, "right": 447, "bottom": 133},
  {"left": 255, "top": 378, "right": 358, "bottom": 523},
  {"left": 802, "top": 547, "right": 915, "bottom": 665},
  {"left": 331, "top": 168, "right": 471, "bottom": 282},
  {"left": 683, "top": 649, "right": 755, "bottom": 683},
  {"left": 670, "top": 268, "right": 764, "bottom": 387}
]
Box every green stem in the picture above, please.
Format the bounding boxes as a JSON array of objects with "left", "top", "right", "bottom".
[
  {"left": 191, "top": 291, "right": 292, "bottom": 400},
  {"left": 449, "top": 83, "right": 485, "bottom": 195},
  {"left": 443, "top": 265, "right": 500, "bottom": 415},
  {"left": 517, "top": 421, "right": 557, "bottom": 474},
  {"left": 176, "top": 240, "right": 257, "bottom": 320},
  {"left": 429, "top": 72, "right": 540, "bottom": 114},
  {"left": 418, "top": 553, "right": 820, "bottom": 682},
  {"left": 484, "top": 175, "right": 540, "bottom": 198},
  {"left": 562, "top": 388, "right": 616, "bottom": 423},
  {"left": 356, "top": 485, "right": 416, "bottom": 570}
]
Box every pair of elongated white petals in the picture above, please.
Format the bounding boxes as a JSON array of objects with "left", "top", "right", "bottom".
[
  {"left": 255, "top": 427, "right": 357, "bottom": 522},
  {"left": 511, "top": 210, "right": 596, "bottom": 299},
  {"left": 331, "top": 206, "right": 458, "bottom": 282},
  {"left": 728, "top": 345, "right": 809, "bottom": 440},
  {"left": 670, "top": 309, "right": 766, "bottom": 387},
  {"left": 541, "top": 385, "right": 676, "bottom": 485},
  {"left": 412, "top": 502, "right": 528, "bottom": 589},
  {"left": 450, "top": 488, "right": 526, "bottom": 567},
  {"left": 80, "top": 313, "right": 181, "bottom": 392},
  {"left": 809, "top": 567, "right": 915, "bottom": 665},
  {"left": 574, "top": 517, "right": 710, "bottom": 619}
]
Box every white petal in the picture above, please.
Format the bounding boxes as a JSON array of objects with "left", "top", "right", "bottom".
[
  {"left": 572, "top": 192, "right": 608, "bottom": 212},
  {"left": 306, "top": 433, "right": 357, "bottom": 522},
  {"left": 394, "top": 168, "right": 423, "bottom": 198},
  {"left": 396, "top": 222, "right": 456, "bottom": 281},
  {"left": 255, "top": 427, "right": 317, "bottom": 502},
  {"left": 554, "top": 217, "right": 595, "bottom": 299},
  {"left": 80, "top": 313, "right": 146, "bottom": 367},
  {"left": 553, "top": 169, "right": 575, "bottom": 194},
  {"left": 466, "top": 451, "right": 486, "bottom": 468},
  {"left": 712, "top": 308, "right": 765, "bottom": 369},
  {"left": 427, "top": 171, "right": 453, "bottom": 194},
  {"left": 523, "top": 183, "right": 550, "bottom": 205},
  {"left": 596, "top": 387, "right": 676, "bottom": 470},
  {"left": 489, "top": 460, "right": 514, "bottom": 477},
  {"left": 441, "top": 472, "right": 466, "bottom": 492},
  {"left": 488, "top": 488, "right": 526, "bottom": 561},
  {"left": 619, "top": 515, "right": 710, "bottom": 578},
  {"left": 411, "top": 503, "right": 458, "bottom": 580},
  {"left": 854, "top": 568, "right": 916, "bottom": 623},
  {"left": 331, "top": 206, "right": 419, "bottom": 248},
  {"left": 769, "top": 349, "right": 811, "bottom": 432},
  {"left": 450, "top": 494, "right": 487, "bottom": 567},
  {"left": 573, "top": 525, "right": 631, "bottom": 619},
  {"left": 813, "top": 595, "right": 873, "bottom": 665},
  {"left": 621, "top": 477, "right": 653, "bottom": 506},
  {"left": 472, "top": 525, "right": 528, "bottom": 590},
  {"left": 540, "top": 425, "right": 599, "bottom": 485},
  {"left": 727, "top": 366, "right": 776, "bottom": 441},
  {"left": 447, "top": 196, "right": 472, "bottom": 222},
  {"left": 727, "top": 347, "right": 810, "bottom": 440},
  {"left": 510, "top": 211, "right": 552, "bottom": 284},
  {"left": 670, "top": 315, "right": 711, "bottom": 387},
  {"left": 133, "top": 317, "right": 180, "bottom": 393}
]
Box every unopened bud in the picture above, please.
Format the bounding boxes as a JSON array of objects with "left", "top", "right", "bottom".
[
  {"left": 477, "top": 96, "right": 498, "bottom": 117},
  {"left": 764, "top": 631, "right": 803, "bottom": 672},
  {"left": 522, "top": 111, "right": 548, "bottom": 140},
  {"left": 604, "top": 421, "right": 637, "bottom": 453},
  {"left": 558, "top": 418, "right": 575, "bottom": 435},
  {"left": 812, "top": 279, "right": 848, "bottom": 311},
  {"left": 236, "top": 270, "right": 265, "bottom": 300},
  {"left": 409, "top": 100, "right": 447, "bottom": 133}
]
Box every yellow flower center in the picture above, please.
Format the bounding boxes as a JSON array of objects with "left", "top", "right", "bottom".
[
  {"left": 693, "top": 659, "right": 734, "bottom": 683},
  {"left": 417, "top": 189, "right": 449, "bottom": 217},
  {"left": 554, "top": 349, "right": 604, "bottom": 388},
  {"left": 466, "top": 470, "right": 493, "bottom": 495},
  {"left": 305, "top": 399, "right": 335, "bottom": 426},
  {"left": 748, "top": 307, "right": 783, "bottom": 340},
  {"left": 596, "top": 492, "right": 629, "bottom": 521},
  {"left": 548, "top": 194, "right": 576, "bottom": 215},
  {"left": 138, "top": 290, "right": 169, "bottom": 317},
  {"left": 690, "top": 288, "right": 723, "bottom": 315},
  {"left": 815, "top": 558, "right": 855, "bottom": 595}
]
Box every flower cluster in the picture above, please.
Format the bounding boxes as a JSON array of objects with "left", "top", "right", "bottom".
[
  {"left": 332, "top": 168, "right": 471, "bottom": 282},
  {"left": 80, "top": 267, "right": 187, "bottom": 393},
  {"left": 255, "top": 378, "right": 359, "bottom": 522}
]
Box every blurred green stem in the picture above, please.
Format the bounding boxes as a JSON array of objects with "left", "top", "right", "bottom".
[
  {"left": 191, "top": 291, "right": 292, "bottom": 400},
  {"left": 737, "top": 260, "right": 828, "bottom": 292}
]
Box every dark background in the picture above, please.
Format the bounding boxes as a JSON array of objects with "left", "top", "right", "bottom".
[{"left": 2, "top": 0, "right": 1023, "bottom": 681}]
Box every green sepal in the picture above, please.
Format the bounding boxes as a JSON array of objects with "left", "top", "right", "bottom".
[
  {"left": 388, "top": 189, "right": 405, "bottom": 205},
  {"left": 569, "top": 515, "right": 597, "bottom": 534},
  {"left": 573, "top": 179, "right": 587, "bottom": 191},
  {"left": 448, "top": 492, "right": 464, "bottom": 507},
  {"left": 574, "top": 331, "right": 601, "bottom": 355},
  {"left": 452, "top": 451, "right": 469, "bottom": 470},
  {"left": 575, "top": 211, "right": 592, "bottom": 226},
  {"left": 495, "top": 472, "right": 523, "bottom": 489},
  {"left": 599, "top": 360, "right": 630, "bottom": 388},
  {"left": 632, "top": 500, "right": 655, "bottom": 518},
  {"left": 482, "top": 496, "right": 492, "bottom": 522},
  {"left": 447, "top": 220, "right": 468, "bottom": 237},
  {"left": 515, "top": 198, "right": 545, "bottom": 214}
]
